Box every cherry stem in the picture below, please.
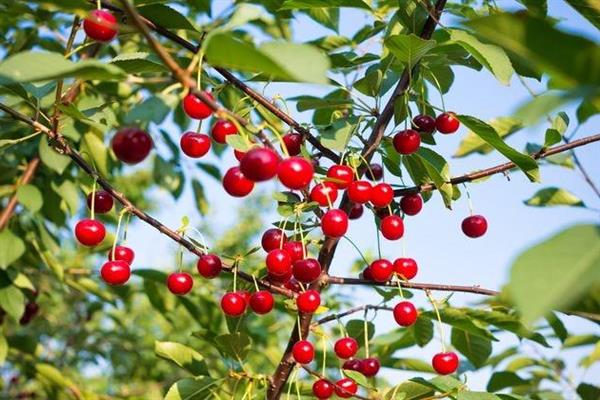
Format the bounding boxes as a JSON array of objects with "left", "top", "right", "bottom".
[
  {"left": 463, "top": 183, "right": 474, "bottom": 216},
  {"left": 375, "top": 217, "right": 382, "bottom": 259},
  {"left": 335, "top": 315, "right": 347, "bottom": 337},
  {"left": 111, "top": 208, "right": 126, "bottom": 260},
  {"left": 233, "top": 261, "right": 238, "bottom": 293},
  {"left": 296, "top": 315, "right": 302, "bottom": 340},
  {"left": 252, "top": 275, "right": 260, "bottom": 292},
  {"left": 177, "top": 242, "right": 184, "bottom": 273},
  {"left": 428, "top": 68, "right": 446, "bottom": 112},
  {"left": 321, "top": 334, "right": 327, "bottom": 376},
  {"left": 342, "top": 236, "right": 369, "bottom": 266},
  {"left": 90, "top": 178, "right": 97, "bottom": 220},
  {"left": 122, "top": 212, "right": 131, "bottom": 244},
  {"left": 396, "top": 280, "right": 405, "bottom": 299},
  {"left": 278, "top": 216, "right": 290, "bottom": 250},
  {"left": 96, "top": 0, "right": 101, "bottom": 9},
  {"left": 264, "top": 122, "right": 289, "bottom": 158},
  {"left": 426, "top": 290, "right": 446, "bottom": 353},
  {"left": 189, "top": 227, "right": 209, "bottom": 254},
  {"left": 358, "top": 154, "right": 376, "bottom": 180},
  {"left": 297, "top": 212, "right": 307, "bottom": 259}
]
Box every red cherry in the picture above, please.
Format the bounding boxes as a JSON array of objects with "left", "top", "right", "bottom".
[
  {"left": 369, "top": 259, "right": 393, "bottom": 282},
  {"left": 375, "top": 207, "right": 391, "bottom": 219},
  {"left": 370, "top": 183, "right": 394, "bottom": 208},
  {"left": 75, "top": 219, "right": 106, "bottom": 246},
  {"left": 240, "top": 148, "right": 279, "bottom": 182},
  {"left": 432, "top": 352, "right": 459, "bottom": 375},
  {"left": 393, "top": 301, "right": 418, "bottom": 326},
  {"left": 83, "top": 9, "right": 117, "bottom": 42},
  {"left": 196, "top": 254, "right": 222, "bottom": 279},
  {"left": 393, "top": 257, "right": 418, "bottom": 280},
  {"left": 261, "top": 228, "right": 287, "bottom": 252},
  {"left": 292, "top": 258, "right": 321, "bottom": 284},
  {"left": 277, "top": 157, "right": 314, "bottom": 190},
  {"left": 347, "top": 180, "right": 372, "bottom": 204},
  {"left": 321, "top": 209, "right": 348, "bottom": 238},
  {"left": 268, "top": 269, "right": 292, "bottom": 284},
  {"left": 167, "top": 272, "right": 193, "bottom": 295},
  {"left": 334, "top": 337, "right": 359, "bottom": 359},
  {"left": 19, "top": 302, "right": 40, "bottom": 325},
  {"left": 348, "top": 204, "right": 364, "bottom": 220},
  {"left": 400, "top": 194, "right": 423, "bottom": 216},
  {"left": 361, "top": 266, "right": 374, "bottom": 281},
  {"left": 413, "top": 114, "right": 436, "bottom": 133},
  {"left": 221, "top": 292, "right": 247, "bottom": 317},
  {"left": 436, "top": 112, "right": 460, "bottom": 134},
  {"left": 360, "top": 358, "right": 380, "bottom": 377},
  {"left": 393, "top": 129, "right": 421, "bottom": 155},
  {"left": 326, "top": 165, "right": 354, "bottom": 189},
  {"left": 183, "top": 91, "right": 214, "bottom": 120},
  {"left": 222, "top": 166, "right": 254, "bottom": 197},
  {"left": 100, "top": 260, "right": 130, "bottom": 285},
  {"left": 211, "top": 120, "right": 238, "bottom": 144},
  {"left": 334, "top": 378, "right": 358, "bottom": 398},
  {"left": 367, "top": 163, "right": 383, "bottom": 181},
  {"left": 249, "top": 290, "right": 274, "bottom": 314},
  {"left": 310, "top": 182, "right": 338, "bottom": 207},
  {"left": 342, "top": 359, "right": 362, "bottom": 371},
  {"left": 282, "top": 133, "right": 303, "bottom": 156},
  {"left": 238, "top": 290, "right": 252, "bottom": 306},
  {"left": 112, "top": 127, "right": 152, "bottom": 164},
  {"left": 180, "top": 132, "right": 211, "bottom": 158},
  {"left": 86, "top": 190, "right": 113, "bottom": 214},
  {"left": 296, "top": 290, "right": 321, "bottom": 313},
  {"left": 284, "top": 277, "right": 302, "bottom": 292},
  {"left": 380, "top": 215, "right": 404, "bottom": 240},
  {"left": 462, "top": 215, "right": 488, "bottom": 238},
  {"left": 312, "top": 379, "right": 334, "bottom": 399},
  {"left": 292, "top": 340, "right": 314, "bottom": 364},
  {"left": 283, "top": 241, "right": 305, "bottom": 262},
  {"left": 107, "top": 245, "right": 135, "bottom": 264},
  {"left": 234, "top": 148, "right": 246, "bottom": 162},
  {"left": 266, "top": 249, "right": 292, "bottom": 277}
]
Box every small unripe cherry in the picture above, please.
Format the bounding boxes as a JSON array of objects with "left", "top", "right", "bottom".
[
  {"left": 296, "top": 290, "right": 321, "bottom": 313},
  {"left": 334, "top": 337, "right": 359, "bottom": 359},
  {"left": 436, "top": 112, "right": 460, "bottom": 134},
  {"left": 261, "top": 228, "right": 287, "bottom": 252},
  {"left": 74, "top": 219, "right": 106, "bottom": 247},
  {"left": 348, "top": 204, "right": 364, "bottom": 220},
  {"left": 111, "top": 127, "right": 152, "bottom": 164},
  {"left": 100, "top": 260, "right": 130, "bottom": 285},
  {"left": 400, "top": 194, "right": 423, "bottom": 216},
  {"left": 326, "top": 165, "right": 353, "bottom": 189},
  {"left": 370, "top": 183, "right": 394, "bottom": 208},
  {"left": 412, "top": 114, "right": 436, "bottom": 133},
  {"left": 334, "top": 378, "right": 358, "bottom": 398},
  {"left": 240, "top": 148, "right": 279, "bottom": 182},
  {"left": 283, "top": 241, "right": 305, "bottom": 262},
  {"left": 180, "top": 132, "right": 211, "bottom": 158},
  {"left": 277, "top": 157, "right": 314, "bottom": 190},
  {"left": 393, "top": 129, "right": 421, "bottom": 155},
  {"left": 221, "top": 292, "right": 247, "bottom": 317},
  {"left": 87, "top": 190, "right": 114, "bottom": 214},
  {"left": 282, "top": 133, "right": 303, "bottom": 156},
  {"left": 347, "top": 180, "right": 372, "bottom": 204},
  {"left": 249, "top": 290, "right": 274, "bottom": 314},
  {"left": 367, "top": 163, "right": 383, "bottom": 181},
  {"left": 107, "top": 245, "right": 135, "bottom": 265},
  {"left": 222, "top": 166, "right": 254, "bottom": 197},
  {"left": 266, "top": 249, "right": 292, "bottom": 277},
  {"left": 462, "top": 215, "right": 488, "bottom": 238},
  {"left": 292, "top": 340, "right": 314, "bottom": 364},
  {"left": 167, "top": 272, "right": 193, "bottom": 295},
  {"left": 380, "top": 215, "right": 404, "bottom": 240},
  {"left": 211, "top": 120, "right": 237, "bottom": 144},
  {"left": 321, "top": 209, "right": 348, "bottom": 238},
  {"left": 310, "top": 182, "right": 338, "bottom": 207},
  {"left": 183, "top": 91, "right": 214, "bottom": 120},
  {"left": 312, "top": 379, "right": 334, "bottom": 399},
  {"left": 83, "top": 9, "right": 118, "bottom": 42},
  {"left": 292, "top": 258, "right": 321, "bottom": 284},
  {"left": 393, "top": 301, "right": 418, "bottom": 326},
  {"left": 196, "top": 254, "right": 222, "bottom": 279},
  {"left": 393, "top": 257, "right": 418, "bottom": 280},
  {"left": 432, "top": 352, "right": 459, "bottom": 375},
  {"left": 360, "top": 358, "right": 381, "bottom": 377},
  {"left": 369, "top": 259, "right": 393, "bottom": 282}
]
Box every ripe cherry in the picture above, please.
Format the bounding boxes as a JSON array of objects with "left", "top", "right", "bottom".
[
  {"left": 349, "top": 204, "right": 364, "bottom": 220},
  {"left": 277, "top": 157, "right": 314, "bottom": 190},
  {"left": 222, "top": 166, "right": 254, "bottom": 197},
  {"left": 75, "top": 219, "right": 106, "bottom": 246},
  {"left": 400, "top": 194, "right": 423, "bottom": 216},
  {"left": 321, "top": 209, "right": 349, "bottom": 238},
  {"left": 282, "top": 133, "right": 303, "bottom": 156},
  {"left": 393, "top": 129, "right": 421, "bottom": 155},
  {"left": 292, "top": 258, "right": 321, "bottom": 284},
  {"left": 196, "top": 254, "right": 222, "bottom": 279},
  {"left": 86, "top": 190, "right": 113, "bottom": 214},
  {"left": 100, "top": 260, "right": 130, "bottom": 285},
  {"left": 284, "top": 277, "right": 302, "bottom": 292},
  {"left": 292, "top": 340, "right": 314, "bottom": 364},
  {"left": 310, "top": 182, "right": 338, "bottom": 207},
  {"left": 362, "top": 266, "right": 374, "bottom": 281},
  {"left": 436, "top": 112, "right": 460, "bottom": 134},
  {"left": 296, "top": 290, "right": 321, "bottom": 313},
  {"left": 393, "top": 301, "right": 418, "bottom": 326},
  {"left": 462, "top": 215, "right": 488, "bottom": 238},
  {"left": 238, "top": 290, "right": 252, "bottom": 306},
  {"left": 108, "top": 245, "right": 135, "bottom": 265},
  {"left": 369, "top": 259, "right": 393, "bottom": 282},
  {"left": 167, "top": 272, "right": 193, "bottom": 295},
  {"left": 312, "top": 379, "right": 335, "bottom": 399},
  {"left": 83, "top": 9, "right": 118, "bottom": 42},
  {"left": 342, "top": 359, "right": 362, "bottom": 371},
  {"left": 266, "top": 249, "right": 292, "bottom": 277},
  {"left": 180, "top": 132, "right": 211, "bottom": 158},
  {"left": 221, "top": 292, "right": 247, "bottom": 317},
  {"left": 20, "top": 302, "right": 40, "bottom": 325},
  {"left": 334, "top": 337, "right": 359, "bottom": 359},
  {"left": 283, "top": 241, "right": 305, "bottom": 262},
  {"left": 393, "top": 257, "right": 418, "bottom": 280},
  {"left": 367, "top": 163, "right": 383, "bottom": 181},
  {"left": 360, "top": 358, "right": 381, "bottom": 377},
  {"left": 112, "top": 127, "right": 152, "bottom": 164},
  {"left": 269, "top": 269, "right": 292, "bottom": 283},
  {"left": 234, "top": 148, "right": 246, "bottom": 162},
  {"left": 183, "top": 91, "right": 214, "bottom": 120},
  {"left": 211, "top": 120, "right": 237, "bottom": 144},
  {"left": 370, "top": 183, "right": 394, "bottom": 208},
  {"left": 335, "top": 378, "right": 358, "bottom": 398},
  {"left": 240, "top": 148, "right": 279, "bottom": 182},
  {"left": 432, "top": 352, "right": 459, "bottom": 375},
  {"left": 413, "top": 114, "right": 436, "bottom": 133},
  {"left": 326, "top": 165, "right": 353, "bottom": 189},
  {"left": 249, "top": 290, "right": 274, "bottom": 314},
  {"left": 380, "top": 215, "right": 404, "bottom": 240},
  {"left": 261, "top": 228, "right": 287, "bottom": 252},
  {"left": 347, "top": 180, "right": 372, "bottom": 204}
]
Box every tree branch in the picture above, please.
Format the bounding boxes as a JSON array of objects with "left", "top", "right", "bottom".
[
  {"left": 0, "top": 157, "right": 40, "bottom": 231},
  {"left": 312, "top": 304, "right": 393, "bottom": 327}
]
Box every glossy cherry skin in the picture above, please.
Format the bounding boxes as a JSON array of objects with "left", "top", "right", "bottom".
[
  {"left": 83, "top": 9, "right": 118, "bottom": 42},
  {"left": 296, "top": 290, "right": 320, "bottom": 313},
  {"left": 87, "top": 190, "right": 113, "bottom": 214},
  {"left": 183, "top": 91, "right": 214, "bottom": 120},
  {"left": 292, "top": 340, "right": 314, "bottom": 364},
  {"left": 261, "top": 228, "right": 287, "bottom": 252},
  {"left": 167, "top": 272, "right": 193, "bottom": 295},
  {"left": 348, "top": 204, "right": 364, "bottom": 220},
  {"left": 393, "top": 257, "right": 418, "bottom": 280},
  {"left": 342, "top": 359, "right": 363, "bottom": 371},
  {"left": 393, "top": 129, "right": 421, "bottom": 155},
  {"left": 278, "top": 157, "right": 314, "bottom": 190},
  {"left": 100, "top": 260, "right": 130, "bottom": 285},
  {"left": 283, "top": 241, "right": 305, "bottom": 262},
  {"left": 180, "top": 132, "right": 211, "bottom": 158},
  {"left": 380, "top": 215, "right": 404, "bottom": 240},
  {"left": 347, "top": 180, "right": 372, "bottom": 204},
  {"left": 370, "top": 183, "right": 394, "bottom": 208},
  {"left": 310, "top": 182, "right": 338, "bottom": 207},
  {"left": 222, "top": 167, "right": 254, "bottom": 197},
  {"left": 249, "top": 290, "right": 274, "bottom": 314},
  {"left": 369, "top": 259, "right": 393, "bottom": 282},
  {"left": 393, "top": 301, "right": 418, "bottom": 326},
  {"left": 196, "top": 254, "right": 222, "bottom": 279},
  {"left": 413, "top": 114, "right": 436, "bottom": 133},
  {"left": 107, "top": 245, "right": 135, "bottom": 264},
  {"left": 360, "top": 358, "right": 381, "bottom": 377},
  {"left": 312, "top": 379, "right": 335, "bottom": 399},
  {"left": 234, "top": 148, "right": 246, "bottom": 162},
  {"left": 238, "top": 290, "right": 252, "bottom": 306},
  {"left": 326, "top": 165, "right": 354, "bottom": 189},
  {"left": 282, "top": 133, "right": 303, "bottom": 156},
  {"left": 334, "top": 337, "right": 359, "bottom": 359},
  {"left": 221, "top": 292, "right": 247, "bottom": 317},
  {"left": 240, "top": 148, "right": 279, "bottom": 182},
  {"left": 112, "top": 127, "right": 152, "bottom": 164},
  {"left": 211, "top": 119, "right": 237, "bottom": 144},
  {"left": 292, "top": 258, "right": 321, "bottom": 283},
  {"left": 321, "top": 209, "right": 349, "bottom": 238},
  {"left": 335, "top": 378, "right": 358, "bottom": 398},
  {"left": 462, "top": 215, "right": 488, "bottom": 238},
  {"left": 367, "top": 163, "right": 383, "bottom": 181},
  {"left": 436, "top": 112, "right": 460, "bottom": 134},
  {"left": 268, "top": 269, "right": 292, "bottom": 284},
  {"left": 361, "top": 266, "right": 374, "bottom": 281},
  {"left": 432, "top": 352, "right": 459, "bottom": 375},
  {"left": 75, "top": 219, "right": 106, "bottom": 246},
  {"left": 400, "top": 194, "right": 423, "bottom": 216},
  {"left": 266, "top": 249, "right": 292, "bottom": 277}
]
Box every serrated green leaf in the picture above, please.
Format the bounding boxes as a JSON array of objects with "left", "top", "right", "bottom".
[
  {"left": 451, "top": 328, "right": 492, "bottom": 368},
  {"left": 215, "top": 332, "right": 251, "bottom": 360},
  {"left": 155, "top": 341, "right": 209, "bottom": 376},
  {"left": 524, "top": 187, "right": 585, "bottom": 208},
  {"left": 385, "top": 34, "right": 436, "bottom": 66},
  {"left": 343, "top": 369, "right": 370, "bottom": 388},
  {"left": 454, "top": 117, "right": 522, "bottom": 157},
  {"left": 411, "top": 315, "right": 434, "bottom": 347},
  {"left": 138, "top": 4, "right": 197, "bottom": 31},
  {"left": 109, "top": 52, "right": 167, "bottom": 74},
  {"left": 320, "top": 118, "right": 355, "bottom": 151},
  {"left": 164, "top": 377, "right": 216, "bottom": 400}
]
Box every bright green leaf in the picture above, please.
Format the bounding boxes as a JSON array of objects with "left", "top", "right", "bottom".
[
  {"left": 16, "top": 184, "right": 42, "bottom": 213},
  {"left": 524, "top": 187, "right": 585, "bottom": 208},
  {"left": 155, "top": 341, "right": 209, "bottom": 376},
  {"left": 0, "top": 230, "right": 25, "bottom": 269}
]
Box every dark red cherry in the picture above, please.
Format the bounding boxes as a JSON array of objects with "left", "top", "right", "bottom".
[
  {"left": 83, "top": 9, "right": 118, "bottom": 42},
  {"left": 361, "top": 266, "right": 374, "bottom": 281},
  {"left": 196, "top": 254, "right": 222, "bottom": 279},
  {"left": 180, "top": 132, "right": 211, "bottom": 158},
  {"left": 348, "top": 204, "right": 364, "bottom": 220},
  {"left": 400, "top": 194, "right": 423, "bottom": 216},
  {"left": 75, "top": 219, "right": 105, "bottom": 247},
  {"left": 360, "top": 358, "right": 380, "bottom": 377},
  {"left": 221, "top": 292, "right": 247, "bottom": 316},
  {"left": 283, "top": 241, "right": 305, "bottom": 262},
  {"left": 86, "top": 190, "right": 113, "bottom": 214},
  {"left": 296, "top": 289, "right": 320, "bottom": 313},
  {"left": 393, "top": 301, "right": 418, "bottom": 326},
  {"left": 369, "top": 259, "right": 393, "bottom": 282},
  {"left": 436, "top": 112, "right": 460, "bottom": 134},
  {"left": 310, "top": 182, "right": 338, "bottom": 207},
  {"left": 284, "top": 277, "right": 302, "bottom": 292},
  {"left": 292, "top": 258, "right": 321, "bottom": 284},
  {"left": 393, "top": 129, "right": 421, "bottom": 155},
  {"left": 312, "top": 379, "right": 335, "bottom": 399},
  {"left": 266, "top": 249, "right": 292, "bottom": 277},
  {"left": 112, "top": 127, "right": 152, "bottom": 164},
  {"left": 240, "top": 148, "right": 279, "bottom": 182},
  {"left": 100, "top": 260, "right": 130, "bottom": 285},
  {"left": 222, "top": 166, "right": 254, "bottom": 197},
  {"left": 347, "top": 180, "right": 372, "bottom": 204},
  {"left": 370, "top": 183, "right": 394, "bottom": 208},
  {"left": 432, "top": 352, "right": 459, "bottom": 375},
  {"left": 108, "top": 245, "right": 135, "bottom": 264},
  {"left": 292, "top": 340, "right": 314, "bottom": 364},
  {"left": 342, "top": 359, "right": 362, "bottom": 372},
  {"left": 326, "top": 165, "right": 354, "bottom": 189},
  {"left": 19, "top": 302, "right": 40, "bottom": 325},
  {"left": 282, "top": 133, "right": 303, "bottom": 156},
  {"left": 367, "top": 163, "right": 383, "bottom": 181},
  {"left": 234, "top": 148, "right": 246, "bottom": 162},
  {"left": 277, "top": 157, "right": 314, "bottom": 190},
  {"left": 321, "top": 209, "right": 349, "bottom": 238},
  {"left": 249, "top": 290, "right": 274, "bottom": 314},
  {"left": 334, "top": 337, "right": 359, "bottom": 359},
  {"left": 380, "top": 215, "right": 404, "bottom": 240},
  {"left": 211, "top": 120, "right": 237, "bottom": 144},
  {"left": 167, "top": 272, "right": 193, "bottom": 295},
  {"left": 461, "top": 215, "right": 488, "bottom": 238},
  {"left": 261, "top": 228, "right": 287, "bottom": 252},
  {"left": 412, "top": 114, "right": 436, "bottom": 133},
  {"left": 335, "top": 378, "right": 358, "bottom": 398},
  {"left": 393, "top": 257, "right": 418, "bottom": 280},
  {"left": 183, "top": 91, "right": 214, "bottom": 120},
  {"left": 268, "top": 269, "right": 292, "bottom": 283}
]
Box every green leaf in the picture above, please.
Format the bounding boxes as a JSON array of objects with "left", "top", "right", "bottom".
[
  {"left": 279, "top": 0, "right": 371, "bottom": 10},
  {"left": 16, "top": 184, "right": 42, "bottom": 213},
  {"left": 82, "top": 133, "right": 108, "bottom": 177},
  {"left": 411, "top": 316, "right": 434, "bottom": 347},
  {"left": 0, "top": 279, "right": 24, "bottom": 320},
  {"left": 451, "top": 328, "right": 492, "bottom": 368},
  {"left": 524, "top": 187, "right": 585, "bottom": 208},
  {"left": 544, "top": 129, "right": 562, "bottom": 148},
  {"left": 304, "top": 7, "right": 339, "bottom": 31},
  {"left": 137, "top": 4, "right": 197, "bottom": 31},
  {"left": 564, "top": 0, "right": 600, "bottom": 30},
  {"left": 346, "top": 319, "right": 375, "bottom": 343},
  {"left": 192, "top": 179, "right": 209, "bottom": 216},
  {"left": 385, "top": 34, "right": 436, "bottom": 66},
  {"left": 563, "top": 334, "right": 600, "bottom": 348},
  {"left": 0, "top": 332, "right": 7, "bottom": 365},
  {"left": 486, "top": 371, "right": 528, "bottom": 392},
  {"left": 384, "top": 380, "right": 433, "bottom": 400},
  {"left": 153, "top": 156, "right": 184, "bottom": 199},
  {"left": 411, "top": 375, "right": 464, "bottom": 392},
  {"left": 380, "top": 357, "right": 434, "bottom": 373},
  {"left": 579, "top": 341, "right": 600, "bottom": 368},
  {"left": 458, "top": 392, "right": 502, "bottom": 400},
  {"left": 577, "top": 382, "right": 600, "bottom": 400},
  {"left": 39, "top": 136, "right": 70, "bottom": 174},
  {"left": 577, "top": 99, "right": 600, "bottom": 123},
  {"left": 125, "top": 94, "right": 177, "bottom": 125},
  {"left": 196, "top": 163, "right": 222, "bottom": 182},
  {"left": 454, "top": 117, "right": 522, "bottom": 157},
  {"left": 343, "top": 369, "right": 371, "bottom": 388},
  {"left": 420, "top": 308, "right": 497, "bottom": 341},
  {"left": 164, "top": 377, "right": 217, "bottom": 400},
  {"left": 320, "top": 118, "right": 356, "bottom": 151},
  {"left": 155, "top": 341, "right": 209, "bottom": 376},
  {"left": 0, "top": 230, "right": 25, "bottom": 269},
  {"left": 51, "top": 180, "right": 79, "bottom": 216},
  {"left": 35, "top": 363, "right": 78, "bottom": 391},
  {"left": 215, "top": 332, "right": 251, "bottom": 360},
  {"left": 291, "top": 96, "right": 353, "bottom": 112},
  {"left": 110, "top": 52, "right": 167, "bottom": 74}
]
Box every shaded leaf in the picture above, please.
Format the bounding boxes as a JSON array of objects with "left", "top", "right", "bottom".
[{"left": 524, "top": 187, "right": 585, "bottom": 208}]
